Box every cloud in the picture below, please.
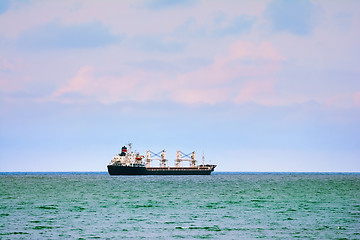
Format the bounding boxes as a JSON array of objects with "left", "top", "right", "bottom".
[
  {"left": 0, "top": 56, "right": 16, "bottom": 72},
  {"left": 326, "top": 92, "right": 360, "bottom": 109},
  {"left": 175, "top": 14, "right": 256, "bottom": 39},
  {"left": 234, "top": 79, "right": 277, "bottom": 104},
  {"left": 50, "top": 41, "right": 285, "bottom": 105},
  {"left": 145, "top": 0, "right": 193, "bottom": 10},
  {"left": 265, "top": 0, "right": 318, "bottom": 35},
  {"left": 170, "top": 41, "right": 285, "bottom": 104},
  {"left": 0, "top": 56, "right": 21, "bottom": 93},
  {"left": 355, "top": 92, "right": 360, "bottom": 107},
  {"left": 50, "top": 66, "right": 168, "bottom": 104},
  {"left": 213, "top": 15, "right": 256, "bottom": 36},
  {"left": 131, "top": 36, "right": 185, "bottom": 53},
  {"left": 16, "top": 21, "right": 122, "bottom": 50}
]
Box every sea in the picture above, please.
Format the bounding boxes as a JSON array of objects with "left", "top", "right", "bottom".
[{"left": 1, "top": 172, "right": 359, "bottom": 239}]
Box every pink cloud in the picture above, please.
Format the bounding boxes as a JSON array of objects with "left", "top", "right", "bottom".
[
  {"left": 234, "top": 78, "right": 277, "bottom": 104},
  {"left": 0, "top": 57, "right": 16, "bottom": 72},
  {"left": 325, "top": 92, "right": 360, "bottom": 108},
  {"left": 50, "top": 41, "right": 285, "bottom": 105},
  {"left": 50, "top": 66, "right": 169, "bottom": 104},
  {"left": 168, "top": 41, "right": 285, "bottom": 104},
  {"left": 353, "top": 92, "right": 360, "bottom": 107},
  {"left": 0, "top": 56, "right": 23, "bottom": 92},
  {"left": 0, "top": 77, "right": 17, "bottom": 93}
]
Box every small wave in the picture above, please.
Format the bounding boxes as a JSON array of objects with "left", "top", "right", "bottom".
[
  {"left": 250, "top": 199, "right": 267, "bottom": 202},
  {"left": 222, "top": 227, "right": 249, "bottom": 231},
  {"left": 176, "top": 225, "right": 221, "bottom": 232},
  {"left": 252, "top": 204, "right": 264, "bottom": 208},
  {"left": 30, "top": 220, "right": 41, "bottom": 223},
  {"left": 12, "top": 232, "right": 29, "bottom": 235},
  {"left": 133, "top": 204, "right": 155, "bottom": 208},
  {"left": 202, "top": 203, "right": 225, "bottom": 209},
  {"left": 71, "top": 206, "right": 85, "bottom": 211},
  {"left": 193, "top": 234, "right": 213, "bottom": 239},
  {"left": 224, "top": 200, "right": 242, "bottom": 204},
  {"left": 0, "top": 232, "right": 29, "bottom": 235},
  {"left": 70, "top": 228, "right": 84, "bottom": 232},
  {"left": 33, "top": 226, "right": 53, "bottom": 230},
  {"left": 37, "top": 205, "right": 58, "bottom": 210},
  {"left": 127, "top": 218, "right": 146, "bottom": 222},
  {"left": 172, "top": 235, "right": 186, "bottom": 238}
]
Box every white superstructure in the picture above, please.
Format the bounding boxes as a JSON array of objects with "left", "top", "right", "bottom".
[
  {"left": 109, "top": 143, "right": 144, "bottom": 166},
  {"left": 109, "top": 143, "right": 200, "bottom": 168}
]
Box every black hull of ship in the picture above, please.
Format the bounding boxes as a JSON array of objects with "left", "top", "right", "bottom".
[
  {"left": 107, "top": 165, "right": 148, "bottom": 175},
  {"left": 107, "top": 165, "right": 216, "bottom": 175}
]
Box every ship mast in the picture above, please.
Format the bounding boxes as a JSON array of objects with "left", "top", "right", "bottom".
[{"left": 202, "top": 152, "right": 205, "bottom": 165}]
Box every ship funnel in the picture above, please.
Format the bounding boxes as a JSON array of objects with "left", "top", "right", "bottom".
[{"left": 120, "top": 146, "right": 127, "bottom": 156}]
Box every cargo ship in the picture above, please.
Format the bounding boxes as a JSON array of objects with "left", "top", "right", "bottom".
[{"left": 107, "top": 143, "right": 216, "bottom": 175}]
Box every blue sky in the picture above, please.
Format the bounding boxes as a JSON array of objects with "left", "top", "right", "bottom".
[
  {"left": 17, "top": 21, "right": 121, "bottom": 50},
  {"left": 0, "top": 0, "right": 359, "bottom": 172},
  {"left": 265, "top": 0, "right": 318, "bottom": 35}
]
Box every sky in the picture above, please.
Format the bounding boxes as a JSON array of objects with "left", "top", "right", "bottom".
[{"left": 0, "top": 0, "right": 359, "bottom": 172}]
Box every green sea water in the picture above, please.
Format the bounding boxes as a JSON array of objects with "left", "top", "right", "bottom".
[{"left": 1, "top": 173, "right": 359, "bottom": 239}]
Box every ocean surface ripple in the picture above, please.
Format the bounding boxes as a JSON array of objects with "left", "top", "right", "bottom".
[{"left": 1, "top": 173, "right": 359, "bottom": 239}]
